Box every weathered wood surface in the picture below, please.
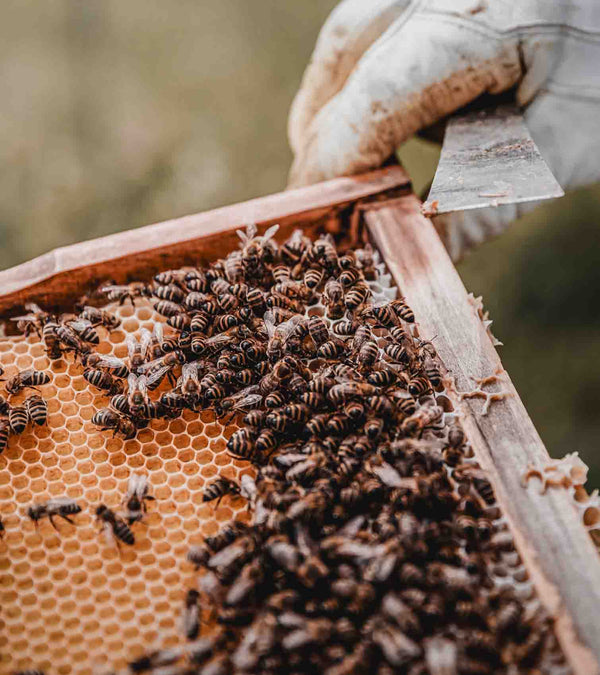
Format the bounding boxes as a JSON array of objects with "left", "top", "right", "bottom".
[
  {"left": 0, "top": 166, "right": 410, "bottom": 314},
  {"left": 366, "top": 195, "right": 600, "bottom": 675}
]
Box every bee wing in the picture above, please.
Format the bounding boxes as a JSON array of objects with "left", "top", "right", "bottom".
[
  {"left": 127, "top": 473, "right": 139, "bottom": 496},
  {"left": 146, "top": 364, "right": 171, "bottom": 387},
  {"left": 279, "top": 315, "right": 303, "bottom": 342},
  {"left": 126, "top": 334, "right": 138, "bottom": 359},
  {"left": 152, "top": 322, "right": 163, "bottom": 343},
  {"left": 46, "top": 497, "right": 76, "bottom": 508},
  {"left": 181, "top": 362, "right": 201, "bottom": 385},
  {"left": 137, "top": 375, "right": 148, "bottom": 395},
  {"left": 129, "top": 473, "right": 147, "bottom": 497},
  {"left": 239, "top": 474, "right": 257, "bottom": 502},
  {"left": 206, "top": 333, "right": 234, "bottom": 349},
  {"left": 137, "top": 354, "right": 168, "bottom": 373},
  {"left": 100, "top": 284, "right": 126, "bottom": 292},
  {"left": 67, "top": 319, "right": 93, "bottom": 331},
  {"left": 10, "top": 314, "right": 37, "bottom": 322},
  {"left": 232, "top": 393, "right": 263, "bottom": 411},
  {"left": 263, "top": 310, "right": 276, "bottom": 338},
  {"left": 229, "top": 384, "right": 260, "bottom": 402},
  {"left": 261, "top": 224, "right": 279, "bottom": 242},
  {"left": 127, "top": 372, "right": 138, "bottom": 391},
  {"left": 95, "top": 355, "right": 127, "bottom": 369},
  {"left": 25, "top": 302, "right": 43, "bottom": 313},
  {"left": 140, "top": 328, "right": 152, "bottom": 356},
  {"left": 236, "top": 223, "right": 255, "bottom": 245}
]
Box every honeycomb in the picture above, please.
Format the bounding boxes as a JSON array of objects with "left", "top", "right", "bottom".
[{"left": 0, "top": 300, "right": 253, "bottom": 675}]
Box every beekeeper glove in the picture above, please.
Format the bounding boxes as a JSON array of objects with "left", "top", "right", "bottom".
[{"left": 288, "top": 0, "right": 600, "bottom": 260}]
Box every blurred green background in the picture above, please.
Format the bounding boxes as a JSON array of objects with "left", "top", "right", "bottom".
[{"left": 1, "top": 1, "right": 599, "bottom": 484}]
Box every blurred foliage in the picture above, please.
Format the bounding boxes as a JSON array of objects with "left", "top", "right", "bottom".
[{"left": 1, "top": 1, "right": 598, "bottom": 484}]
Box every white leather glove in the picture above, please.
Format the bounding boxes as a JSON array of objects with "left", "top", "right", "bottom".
[{"left": 288, "top": 0, "right": 600, "bottom": 260}]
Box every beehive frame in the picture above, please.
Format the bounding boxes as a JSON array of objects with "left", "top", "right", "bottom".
[{"left": 0, "top": 165, "right": 599, "bottom": 674}]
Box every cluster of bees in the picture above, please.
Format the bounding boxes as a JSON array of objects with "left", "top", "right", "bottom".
[
  {"left": 6, "top": 224, "right": 567, "bottom": 675},
  {"left": 0, "top": 365, "right": 50, "bottom": 454}
]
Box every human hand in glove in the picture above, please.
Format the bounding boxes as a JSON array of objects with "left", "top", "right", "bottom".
[{"left": 288, "top": 0, "right": 600, "bottom": 260}]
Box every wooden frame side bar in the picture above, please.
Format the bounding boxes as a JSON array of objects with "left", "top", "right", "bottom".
[
  {"left": 0, "top": 166, "right": 409, "bottom": 314},
  {"left": 366, "top": 195, "right": 600, "bottom": 675}
]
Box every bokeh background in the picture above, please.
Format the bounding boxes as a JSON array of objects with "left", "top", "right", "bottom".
[{"left": 1, "top": 1, "right": 599, "bottom": 484}]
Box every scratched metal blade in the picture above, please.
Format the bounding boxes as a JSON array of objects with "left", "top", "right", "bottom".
[{"left": 424, "top": 105, "right": 564, "bottom": 215}]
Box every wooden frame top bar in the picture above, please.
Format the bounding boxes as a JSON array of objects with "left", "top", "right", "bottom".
[{"left": 0, "top": 166, "right": 409, "bottom": 315}]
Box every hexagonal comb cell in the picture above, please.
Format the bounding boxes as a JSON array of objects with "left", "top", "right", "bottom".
[{"left": 0, "top": 300, "right": 251, "bottom": 675}]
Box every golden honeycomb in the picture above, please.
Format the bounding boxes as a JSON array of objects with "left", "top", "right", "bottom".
[{"left": 0, "top": 300, "right": 253, "bottom": 675}]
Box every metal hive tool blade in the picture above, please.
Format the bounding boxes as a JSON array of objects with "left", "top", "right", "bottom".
[{"left": 424, "top": 104, "right": 564, "bottom": 215}]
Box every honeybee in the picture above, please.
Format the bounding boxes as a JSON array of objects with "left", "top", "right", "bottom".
[
  {"left": 126, "top": 330, "right": 152, "bottom": 371},
  {"left": 167, "top": 312, "right": 191, "bottom": 331},
  {"left": 6, "top": 369, "right": 50, "bottom": 395},
  {"left": 407, "top": 376, "right": 431, "bottom": 397},
  {"left": 327, "top": 381, "right": 377, "bottom": 405},
  {"left": 237, "top": 223, "right": 280, "bottom": 270},
  {"left": 138, "top": 350, "right": 186, "bottom": 387},
  {"left": 100, "top": 282, "right": 151, "bottom": 305},
  {"left": 96, "top": 504, "right": 135, "bottom": 547},
  {"left": 361, "top": 301, "right": 398, "bottom": 328},
  {"left": 338, "top": 267, "right": 361, "bottom": 289},
  {"left": 189, "top": 311, "right": 211, "bottom": 335},
  {"left": 311, "top": 234, "right": 339, "bottom": 272},
  {"left": 246, "top": 288, "right": 267, "bottom": 315},
  {"left": 10, "top": 303, "right": 52, "bottom": 336},
  {"left": 55, "top": 323, "right": 91, "bottom": 357},
  {"left": 267, "top": 293, "right": 304, "bottom": 313},
  {"left": 109, "top": 393, "right": 130, "bottom": 416},
  {"left": 178, "top": 362, "right": 202, "bottom": 405},
  {"left": 9, "top": 405, "right": 28, "bottom": 434},
  {"left": 42, "top": 321, "right": 63, "bottom": 359},
  {"left": 366, "top": 368, "right": 397, "bottom": 387},
  {"left": 0, "top": 396, "right": 9, "bottom": 416},
  {"left": 83, "top": 353, "right": 129, "bottom": 379},
  {"left": 307, "top": 315, "right": 329, "bottom": 346},
  {"left": 123, "top": 473, "right": 155, "bottom": 524},
  {"left": 154, "top": 268, "right": 189, "bottom": 286},
  {"left": 256, "top": 428, "right": 280, "bottom": 454},
  {"left": 154, "top": 300, "right": 185, "bottom": 318},
  {"left": 92, "top": 408, "right": 136, "bottom": 439},
  {"left": 281, "top": 228, "right": 310, "bottom": 263},
  {"left": 227, "top": 428, "right": 256, "bottom": 459},
  {"left": 127, "top": 374, "right": 149, "bottom": 417},
  {"left": 401, "top": 404, "right": 443, "bottom": 435},
  {"left": 344, "top": 283, "right": 370, "bottom": 311},
  {"left": 28, "top": 498, "right": 82, "bottom": 530},
  {"left": 263, "top": 310, "right": 303, "bottom": 361},
  {"left": 323, "top": 278, "right": 344, "bottom": 318},
  {"left": 391, "top": 298, "right": 415, "bottom": 323},
  {"left": 303, "top": 268, "right": 324, "bottom": 291},
  {"left": 159, "top": 389, "right": 188, "bottom": 412},
  {"left": 357, "top": 340, "right": 379, "bottom": 368},
  {"left": 422, "top": 358, "right": 442, "bottom": 388},
  {"left": 182, "top": 589, "right": 201, "bottom": 640},
  {"left": 203, "top": 477, "right": 240, "bottom": 503},
  {"left": 215, "top": 385, "right": 262, "bottom": 418},
  {"left": 154, "top": 283, "right": 185, "bottom": 304},
  {"left": 64, "top": 318, "right": 100, "bottom": 345},
  {"left": 83, "top": 369, "right": 123, "bottom": 395},
  {"left": 333, "top": 318, "right": 359, "bottom": 337},
  {"left": 0, "top": 418, "right": 9, "bottom": 453}
]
